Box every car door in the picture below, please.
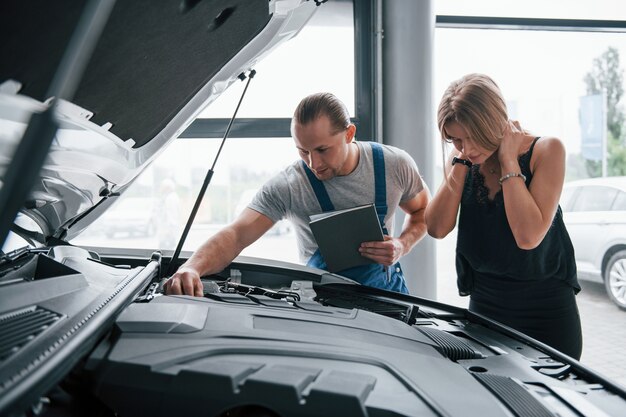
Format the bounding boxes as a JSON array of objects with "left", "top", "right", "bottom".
[
  {"left": 604, "top": 189, "right": 626, "bottom": 252},
  {"left": 563, "top": 185, "right": 618, "bottom": 275}
]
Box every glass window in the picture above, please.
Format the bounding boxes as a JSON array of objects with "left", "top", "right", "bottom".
[
  {"left": 433, "top": 26, "right": 626, "bottom": 311},
  {"left": 434, "top": 29, "right": 626, "bottom": 184},
  {"left": 611, "top": 190, "right": 626, "bottom": 210},
  {"left": 2, "top": 213, "right": 42, "bottom": 252},
  {"left": 74, "top": 137, "right": 301, "bottom": 263},
  {"left": 571, "top": 186, "right": 617, "bottom": 211},
  {"left": 73, "top": 1, "right": 356, "bottom": 266},
  {"left": 2, "top": 231, "right": 33, "bottom": 253},
  {"left": 197, "top": 0, "right": 355, "bottom": 119}
]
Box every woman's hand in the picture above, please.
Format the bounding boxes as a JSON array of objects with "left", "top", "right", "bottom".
[{"left": 498, "top": 120, "right": 525, "bottom": 167}]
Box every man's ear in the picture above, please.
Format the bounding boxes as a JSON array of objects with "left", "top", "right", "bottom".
[{"left": 345, "top": 123, "right": 356, "bottom": 142}]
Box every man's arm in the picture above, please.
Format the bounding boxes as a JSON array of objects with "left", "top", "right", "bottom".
[
  {"left": 164, "top": 208, "right": 275, "bottom": 296},
  {"left": 358, "top": 186, "right": 430, "bottom": 266}
]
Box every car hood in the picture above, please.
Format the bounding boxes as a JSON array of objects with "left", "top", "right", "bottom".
[
  {"left": 2, "top": 248, "right": 625, "bottom": 417},
  {"left": 0, "top": 0, "right": 316, "bottom": 243}
]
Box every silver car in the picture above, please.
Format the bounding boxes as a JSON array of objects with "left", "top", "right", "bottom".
[{"left": 561, "top": 176, "right": 626, "bottom": 310}]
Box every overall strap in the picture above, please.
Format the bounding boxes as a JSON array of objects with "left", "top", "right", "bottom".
[
  {"left": 370, "top": 142, "right": 388, "bottom": 233},
  {"left": 301, "top": 161, "right": 335, "bottom": 212},
  {"left": 302, "top": 143, "right": 388, "bottom": 225}
]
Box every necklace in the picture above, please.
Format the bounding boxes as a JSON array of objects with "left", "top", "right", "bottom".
[
  {"left": 482, "top": 162, "right": 498, "bottom": 175},
  {"left": 483, "top": 155, "right": 500, "bottom": 176}
]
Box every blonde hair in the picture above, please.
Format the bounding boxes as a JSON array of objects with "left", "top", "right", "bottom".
[{"left": 437, "top": 73, "right": 508, "bottom": 152}]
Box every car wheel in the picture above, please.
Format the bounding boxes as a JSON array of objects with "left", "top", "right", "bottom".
[{"left": 604, "top": 250, "right": 626, "bottom": 311}]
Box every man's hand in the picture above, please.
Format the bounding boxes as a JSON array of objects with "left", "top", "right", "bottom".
[
  {"left": 164, "top": 266, "right": 204, "bottom": 297},
  {"left": 162, "top": 209, "right": 275, "bottom": 297},
  {"left": 358, "top": 236, "right": 404, "bottom": 266}
]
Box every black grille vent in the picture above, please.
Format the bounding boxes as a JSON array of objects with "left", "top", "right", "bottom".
[
  {"left": 0, "top": 307, "right": 62, "bottom": 364},
  {"left": 316, "top": 287, "right": 414, "bottom": 322},
  {"left": 474, "top": 373, "right": 553, "bottom": 417},
  {"left": 417, "top": 327, "right": 483, "bottom": 361}
]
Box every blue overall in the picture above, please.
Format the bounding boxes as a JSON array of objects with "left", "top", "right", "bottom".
[{"left": 303, "top": 142, "right": 409, "bottom": 294}]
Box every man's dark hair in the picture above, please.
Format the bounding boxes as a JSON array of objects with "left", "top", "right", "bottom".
[{"left": 293, "top": 92, "right": 350, "bottom": 133}]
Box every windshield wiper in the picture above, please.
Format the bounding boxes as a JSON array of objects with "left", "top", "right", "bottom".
[{"left": 0, "top": 246, "right": 31, "bottom": 267}]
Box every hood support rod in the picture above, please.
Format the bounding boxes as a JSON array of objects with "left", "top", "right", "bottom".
[{"left": 167, "top": 70, "right": 256, "bottom": 276}]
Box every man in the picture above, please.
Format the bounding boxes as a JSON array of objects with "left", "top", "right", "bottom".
[{"left": 165, "top": 92, "right": 429, "bottom": 296}]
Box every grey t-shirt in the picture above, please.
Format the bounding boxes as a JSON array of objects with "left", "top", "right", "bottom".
[{"left": 248, "top": 141, "right": 424, "bottom": 263}]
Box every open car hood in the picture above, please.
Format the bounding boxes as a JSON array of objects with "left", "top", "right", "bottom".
[{"left": 0, "top": 0, "right": 317, "bottom": 243}]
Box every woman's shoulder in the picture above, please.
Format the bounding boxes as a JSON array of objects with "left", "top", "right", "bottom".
[
  {"left": 532, "top": 136, "right": 566, "bottom": 159},
  {"left": 534, "top": 135, "right": 564, "bottom": 148},
  {"left": 528, "top": 136, "right": 566, "bottom": 174}
]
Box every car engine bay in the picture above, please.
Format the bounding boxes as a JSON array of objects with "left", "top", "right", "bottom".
[{"left": 1, "top": 245, "right": 626, "bottom": 417}]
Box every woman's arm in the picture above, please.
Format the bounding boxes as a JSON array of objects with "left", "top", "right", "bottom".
[
  {"left": 499, "top": 124, "right": 566, "bottom": 249},
  {"left": 424, "top": 152, "right": 469, "bottom": 239}
]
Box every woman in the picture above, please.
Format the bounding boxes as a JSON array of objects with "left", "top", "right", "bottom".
[{"left": 425, "top": 73, "right": 582, "bottom": 359}]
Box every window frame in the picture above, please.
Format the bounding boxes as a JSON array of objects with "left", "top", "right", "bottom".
[
  {"left": 180, "top": 7, "right": 626, "bottom": 142},
  {"left": 436, "top": 15, "right": 626, "bottom": 33}
]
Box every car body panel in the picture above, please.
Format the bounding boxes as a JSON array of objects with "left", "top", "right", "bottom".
[
  {"left": 564, "top": 209, "right": 626, "bottom": 279},
  {"left": 562, "top": 177, "right": 626, "bottom": 309},
  {"left": 562, "top": 177, "right": 626, "bottom": 282}
]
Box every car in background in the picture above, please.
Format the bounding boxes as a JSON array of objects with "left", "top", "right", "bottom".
[
  {"left": 98, "top": 197, "right": 157, "bottom": 238},
  {"left": 561, "top": 176, "right": 626, "bottom": 310}
]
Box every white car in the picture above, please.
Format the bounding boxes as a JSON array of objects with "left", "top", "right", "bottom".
[
  {"left": 98, "top": 197, "right": 158, "bottom": 238},
  {"left": 561, "top": 176, "right": 626, "bottom": 310}
]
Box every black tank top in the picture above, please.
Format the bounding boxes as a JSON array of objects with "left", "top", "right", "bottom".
[{"left": 455, "top": 137, "right": 580, "bottom": 296}]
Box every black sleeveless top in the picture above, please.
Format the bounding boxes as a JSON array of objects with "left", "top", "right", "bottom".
[{"left": 456, "top": 137, "right": 580, "bottom": 296}]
